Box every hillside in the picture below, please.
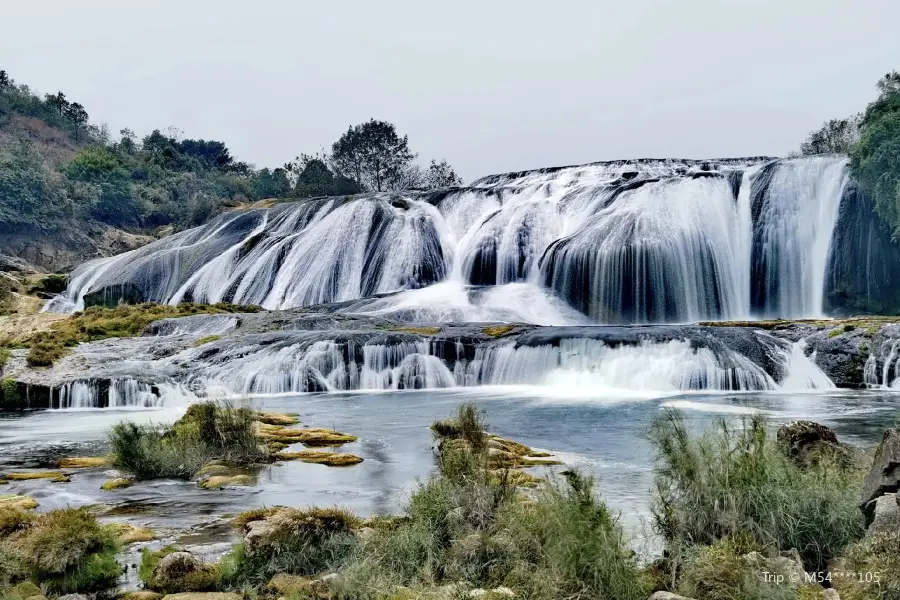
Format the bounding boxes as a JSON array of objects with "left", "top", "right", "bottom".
[{"left": 0, "top": 73, "right": 278, "bottom": 273}]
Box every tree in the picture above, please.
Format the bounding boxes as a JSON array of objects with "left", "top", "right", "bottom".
[
  {"left": 0, "top": 71, "right": 9, "bottom": 89},
  {"left": 291, "top": 154, "right": 362, "bottom": 197},
  {"left": 0, "top": 143, "right": 73, "bottom": 232},
  {"left": 800, "top": 115, "right": 861, "bottom": 156},
  {"left": 849, "top": 70, "right": 900, "bottom": 238},
  {"left": 44, "top": 91, "right": 69, "bottom": 117},
  {"left": 118, "top": 128, "right": 138, "bottom": 154},
  {"left": 64, "top": 147, "right": 141, "bottom": 226},
  {"left": 422, "top": 159, "right": 463, "bottom": 188},
  {"left": 177, "top": 139, "right": 234, "bottom": 170},
  {"left": 250, "top": 167, "right": 292, "bottom": 199},
  {"left": 64, "top": 102, "right": 89, "bottom": 142},
  {"left": 331, "top": 119, "right": 415, "bottom": 192}
]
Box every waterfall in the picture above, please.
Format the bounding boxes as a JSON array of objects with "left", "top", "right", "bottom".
[
  {"left": 48, "top": 156, "right": 856, "bottom": 324},
  {"left": 56, "top": 378, "right": 161, "bottom": 409},
  {"left": 750, "top": 156, "right": 849, "bottom": 318},
  {"left": 179, "top": 328, "right": 819, "bottom": 396}
]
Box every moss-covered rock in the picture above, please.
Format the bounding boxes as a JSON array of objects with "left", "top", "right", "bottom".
[
  {"left": 101, "top": 477, "right": 133, "bottom": 491},
  {"left": 0, "top": 494, "right": 38, "bottom": 510},
  {"left": 107, "top": 522, "right": 155, "bottom": 544},
  {"left": 1, "top": 471, "right": 70, "bottom": 483},
  {"left": 254, "top": 411, "right": 300, "bottom": 426},
  {"left": 257, "top": 424, "right": 358, "bottom": 447},
  {"left": 58, "top": 457, "right": 108, "bottom": 468},
  {"left": 197, "top": 474, "right": 254, "bottom": 490},
  {"left": 276, "top": 450, "right": 364, "bottom": 466},
  {"left": 148, "top": 551, "right": 219, "bottom": 594}
]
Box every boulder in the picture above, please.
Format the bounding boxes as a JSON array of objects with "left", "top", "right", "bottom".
[
  {"left": 859, "top": 429, "right": 900, "bottom": 525},
  {"left": 101, "top": 477, "right": 134, "bottom": 490},
  {"left": 866, "top": 493, "right": 900, "bottom": 535},
  {"left": 649, "top": 593, "right": 696, "bottom": 600},
  {"left": 777, "top": 420, "right": 838, "bottom": 457},
  {"left": 823, "top": 589, "right": 841, "bottom": 600},
  {"left": 57, "top": 595, "right": 89, "bottom": 600},
  {"left": 151, "top": 551, "right": 218, "bottom": 593}
]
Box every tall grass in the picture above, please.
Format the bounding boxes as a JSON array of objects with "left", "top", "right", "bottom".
[
  {"left": 334, "top": 404, "right": 647, "bottom": 600},
  {"left": 647, "top": 410, "right": 865, "bottom": 572},
  {"left": 108, "top": 401, "right": 270, "bottom": 479}
]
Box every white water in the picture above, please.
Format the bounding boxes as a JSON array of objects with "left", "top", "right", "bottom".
[{"left": 49, "top": 156, "right": 852, "bottom": 324}]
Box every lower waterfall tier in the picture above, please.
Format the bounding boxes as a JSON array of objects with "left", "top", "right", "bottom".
[{"left": 2, "top": 311, "right": 854, "bottom": 411}]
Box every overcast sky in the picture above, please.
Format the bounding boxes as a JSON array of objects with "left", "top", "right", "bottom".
[{"left": 3, "top": 1, "right": 899, "bottom": 181}]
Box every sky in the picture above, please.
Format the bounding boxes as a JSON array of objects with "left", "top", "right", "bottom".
[{"left": 3, "top": 1, "right": 899, "bottom": 182}]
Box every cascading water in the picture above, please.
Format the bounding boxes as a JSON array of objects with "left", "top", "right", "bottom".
[{"left": 49, "top": 156, "right": 856, "bottom": 324}]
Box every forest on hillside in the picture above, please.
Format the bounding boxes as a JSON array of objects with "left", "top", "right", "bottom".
[{"left": 0, "top": 70, "right": 462, "bottom": 237}]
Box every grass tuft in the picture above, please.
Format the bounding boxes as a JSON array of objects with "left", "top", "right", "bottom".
[
  {"left": 108, "top": 400, "right": 270, "bottom": 480},
  {"left": 647, "top": 409, "right": 865, "bottom": 573}
]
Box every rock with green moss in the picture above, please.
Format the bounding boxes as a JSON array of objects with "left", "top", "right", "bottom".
[
  {"left": 147, "top": 551, "right": 218, "bottom": 594},
  {"left": 101, "top": 477, "right": 133, "bottom": 491}
]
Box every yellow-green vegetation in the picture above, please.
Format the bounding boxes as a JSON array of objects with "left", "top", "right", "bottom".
[
  {"left": 106, "top": 522, "right": 155, "bottom": 544},
  {"left": 483, "top": 324, "right": 517, "bottom": 337},
  {"left": 18, "top": 302, "right": 259, "bottom": 367},
  {"left": 57, "top": 456, "right": 108, "bottom": 468},
  {"left": 701, "top": 315, "right": 900, "bottom": 332},
  {"left": 0, "top": 506, "right": 33, "bottom": 536},
  {"left": 230, "top": 506, "right": 283, "bottom": 530},
  {"left": 100, "top": 477, "right": 133, "bottom": 491},
  {"left": 257, "top": 424, "right": 358, "bottom": 447},
  {"left": 433, "top": 407, "right": 562, "bottom": 471},
  {"left": 0, "top": 507, "right": 121, "bottom": 594},
  {"left": 214, "top": 404, "right": 644, "bottom": 600},
  {"left": 197, "top": 474, "right": 255, "bottom": 490},
  {"left": 1, "top": 471, "right": 70, "bottom": 483},
  {"left": 0, "top": 495, "right": 38, "bottom": 511},
  {"left": 108, "top": 402, "right": 271, "bottom": 481},
  {"left": 219, "top": 507, "right": 361, "bottom": 588},
  {"left": 253, "top": 411, "right": 300, "bottom": 426},
  {"left": 647, "top": 410, "right": 866, "bottom": 583},
  {"left": 276, "top": 450, "right": 364, "bottom": 466},
  {"left": 119, "top": 592, "right": 164, "bottom": 600},
  {"left": 193, "top": 335, "right": 222, "bottom": 347},
  {"left": 388, "top": 326, "right": 441, "bottom": 335},
  {"left": 833, "top": 531, "right": 900, "bottom": 599},
  {"left": 828, "top": 323, "right": 856, "bottom": 338}
]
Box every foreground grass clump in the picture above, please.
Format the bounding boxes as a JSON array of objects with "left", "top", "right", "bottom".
[
  {"left": 21, "top": 301, "right": 257, "bottom": 367},
  {"left": 648, "top": 410, "right": 865, "bottom": 574},
  {"left": 0, "top": 507, "right": 121, "bottom": 593},
  {"left": 108, "top": 401, "right": 270, "bottom": 480},
  {"left": 326, "top": 404, "right": 646, "bottom": 600},
  {"left": 220, "top": 507, "right": 361, "bottom": 588}
]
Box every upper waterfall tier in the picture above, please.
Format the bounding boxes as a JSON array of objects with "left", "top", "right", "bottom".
[{"left": 47, "top": 155, "right": 900, "bottom": 323}]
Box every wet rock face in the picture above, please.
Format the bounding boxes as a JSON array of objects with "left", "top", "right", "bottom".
[
  {"left": 860, "top": 429, "right": 900, "bottom": 525},
  {"left": 825, "top": 182, "right": 900, "bottom": 316},
  {"left": 777, "top": 420, "right": 840, "bottom": 458}
]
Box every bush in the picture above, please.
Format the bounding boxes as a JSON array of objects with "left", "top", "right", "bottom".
[
  {"left": 334, "top": 405, "right": 646, "bottom": 600},
  {"left": 647, "top": 410, "right": 865, "bottom": 572},
  {"left": 108, "top": 401, "right": 270, "bottom": 480},
  {"left": 220, "top": 507, "right": 360, "bottom": 588},
  {"left": 2, "top": 507, "right": 121, "bottom": 593}
]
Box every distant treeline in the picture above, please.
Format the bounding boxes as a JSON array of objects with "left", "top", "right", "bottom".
[{"left": 0, "top": 69, "right": 463, "bottom": 234}]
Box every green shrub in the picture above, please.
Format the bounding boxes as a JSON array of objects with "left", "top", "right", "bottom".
[
  {"left": 431, "top": 403, "right": 488, "bottom": 454},
  {"left": 334, "top": 405, "right": 646, "bottom": 600},
  {"left": 1, "top": 379, "right": 21, "bottom": 409},
  {"left": 220, "top": 507, "right": 360, "bottom": 588},
  {"left": 109, "top": 401, "right": 270, "bottom": 480},
  {"left": 647, "top": 410, "right": 865, "bottom": 572},
  {"left": 3, "top": 507, "right": 121, "bottom": 593}
]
